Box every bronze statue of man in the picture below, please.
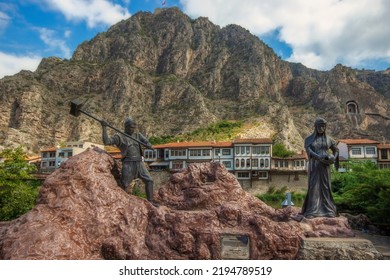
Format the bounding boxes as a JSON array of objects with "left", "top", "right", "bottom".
[
  {"left": 301, "top": 117, "right": 338, "bottom": 218},
  {"left": 101, "top": 117, "right": 158, "bottom": 207}
]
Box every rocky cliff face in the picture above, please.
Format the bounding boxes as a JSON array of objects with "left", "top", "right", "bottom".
[{"left": 0, "top": 7, "right": 389, "bottom": 153}]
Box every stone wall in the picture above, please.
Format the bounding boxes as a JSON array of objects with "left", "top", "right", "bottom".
[
  {"left": 240, "top": 174, "right": 308, "bottom": 196},
  {"left": 149, "top": 170, "right": 307, "bottom": 196}
]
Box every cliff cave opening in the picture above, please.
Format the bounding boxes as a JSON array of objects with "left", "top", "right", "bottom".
[{"left": 8, "top": 100, "right": 21, "bottom": 129}]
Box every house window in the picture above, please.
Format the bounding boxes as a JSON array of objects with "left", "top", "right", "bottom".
[
  {"left": 190, "top": 149, "right": 202, "bottom": 157},
  {"left": 379, "top": 163, "right": 390, "bottom": 169},
  {"left": 275, "top": 161, "right": 279, "bottom": 168},
  {"left": 222, "top": 149, "right": 231, "bottom": 156},
  {"left": 58, "top": 152, "right": 65, "bottom": 157},
  {"left": 265, "top": 159, "right": 269, "bottom": 168},
  {"left": 258, "top": 171, "right": 268, "bottom": 179},
  {"left": 365, "top": 147, "right": 376, "bottom": 155},
  {"left": 49, "top": 152, "right": 55, "bottom": 157},
  {"left": 42, "top": 152, "right": 48, "bottom": 158},
  {"left": 252, "top": 159, "right": 259, "bottom": 167},
  {"left": 284, "top": 161, "right": 289, "bottom": 168},
  {"left": 260, "top": 159, "right": 264, "bottom": 168},
  {"left": 170, "top": 149, "right": 186, "bottom": 157},
  {"left": 235, "top": 159, "right": 240, "bottom": 168},
  {"left": 381, "top": 149, "right": 388, "bottom": 160},
  {"left": 79, "top": 144, "right": 83, "bottom": 148},
  {"left": 351, "top": 148, "right": 362, "bottom": 155},
  {"left": 235, "top": 147, "right": 240, "bottom": 155},
  {"left": 68, "top": 152, "right": 73, "bottom": 157},
  {"left": 144, "top": 150, "right": 156, "bottom": 160},
  {"left": 49, "top": 161, "right": 55, "bottom": 166},
  {"left": 214, "top": 149, "right": 220, "bottom": 156},
  {"left": 222, "top": 161, "right": 232, "bottom": 168},
  {"left": 241, "top": 159, "right": 245, "bottom": 168},
  {"left": 172, "top": 161, "right": 184, "bottom": 170},
  {"left": 202, "top": 149, "right": 211, "bottom": 156},
  {"left": 261, "top": 146, "right": 269, "bottom": 155},
  {"left": 237, "top": 172, "right": 250, "bottom": 179},
  {"left": 42, "top": 162, "right": 47, "bottom": 167},
  {"left": 301, "top": 160, "right": 305, "bottom": 167},
  {"left": 246, "top": 159, "right": 250, "bottom": 168}
]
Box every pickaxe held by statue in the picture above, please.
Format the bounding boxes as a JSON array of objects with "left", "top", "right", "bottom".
[{"left": 69, "top": 99, "right": 149, "bottom": 148}]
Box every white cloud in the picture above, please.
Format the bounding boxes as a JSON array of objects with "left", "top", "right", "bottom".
[
  {"left": 0, "top": 11, "right": 11, "bottom": 33},
  {"left": 42, "top": 0, "right": 131, "bottom": 28},
  {"left": 180, "top": 0, "right": 390, "bottom": 70},
  {"left": 64, "top": 29, "right": 71, "bottom": 38},
  {"left": 0, "top": 52, "right": 41, "bottom": 79},
  {"left": 36, "top": 27, "right": 72, "bottom": 58}
]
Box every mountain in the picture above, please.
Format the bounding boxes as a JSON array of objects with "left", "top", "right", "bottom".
[{"left": 0, "top": 7, "right": 389, "bottom": 154}]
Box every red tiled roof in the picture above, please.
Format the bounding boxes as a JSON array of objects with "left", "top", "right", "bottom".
[
  {"left": 233, "top": 138, "right": 273, "bottom": 144},
  {"left": 378, "top": 144, "right": 390, "bottom": 149},
  {"left": 40, "top": 147, "right": 57, "bottom": 152},
  {"left": 272, "top": 151, "right": 308, "bottom": 160},
  {"left": 153, "top": 141, "right": 233, "bottom": 149},
  {"left": 26, "top": 155, "right": 41, "bottom": 161},
  {"left": 338, "top": 139, "right": 380, "bottom": 145}
]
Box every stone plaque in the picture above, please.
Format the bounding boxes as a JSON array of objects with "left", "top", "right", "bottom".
[{"left": 221, "top": 234, "right": 250, "bottom": 260}]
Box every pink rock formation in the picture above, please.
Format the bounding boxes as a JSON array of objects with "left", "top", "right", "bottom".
[{"left": 0, "top": 148, "right": 354, "bottom": 259}]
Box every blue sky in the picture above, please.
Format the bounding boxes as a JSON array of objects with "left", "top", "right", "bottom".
[{"left": 1, "top": 0, "right": 390, "bottom": 78}]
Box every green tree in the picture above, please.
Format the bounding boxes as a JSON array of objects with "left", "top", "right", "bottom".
[
  {"left": 0, "top": 147, "right": 40, "bottom": 221},
  {"left": 272, "top": 143, "right": 295, "bottom": 158},
  {"left": 332, "top": 161, "right": 390, "bottom": 225}
]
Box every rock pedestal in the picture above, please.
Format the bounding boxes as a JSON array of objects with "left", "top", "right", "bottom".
[
  {"left": 0, "top": 148, "right": 381, "bottom": 259},
  {"left": 297, "top": 237, "right": 383, "bottom": 260}
]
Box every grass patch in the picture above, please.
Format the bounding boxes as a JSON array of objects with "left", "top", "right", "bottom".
[{"left": 256, "top": 186, "right": 306, "bottom": 209}]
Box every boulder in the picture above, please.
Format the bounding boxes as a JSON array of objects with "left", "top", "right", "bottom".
[{"left": 0, "top": 148, "right": 374, "bottom": 260}]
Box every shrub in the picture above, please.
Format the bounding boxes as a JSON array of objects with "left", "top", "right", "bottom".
[
  {"left": 0, "top": 147, "right": 40, "bottom": 221},
  {"left": 272, "top": 143, "right": 295, "bottom": 158},
  {"left": 332, "top": 161, "right": 390, "bottom": 224}
]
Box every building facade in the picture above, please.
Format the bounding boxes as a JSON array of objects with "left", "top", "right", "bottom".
[
  {"left": 149, "top": 138, "right": 273, "bottom": 180},
  {"left": 232, "top": 138, "right": 273, "bottom": 180},
  {"left": 151, "top": 141, "right": 234, "bottom": 171},
  {"left": 378, "top": 144, "right": 390, "bottom": 169},
  {"left": 337, "top": 139, "right": 380, "bottom": 165},
  {"left": 40, "top": 141, "right": 104, "bottom": 172}
]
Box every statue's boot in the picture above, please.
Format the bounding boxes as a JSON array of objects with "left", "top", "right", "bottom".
[{"left": 145, "top": 181, "right": 159, "bottom": 207}]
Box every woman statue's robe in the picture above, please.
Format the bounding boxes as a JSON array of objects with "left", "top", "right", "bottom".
[{"left": 301, "top": 130, "right": 338, "bottom": 218}]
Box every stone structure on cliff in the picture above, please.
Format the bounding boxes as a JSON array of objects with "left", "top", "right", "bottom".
[{"left": 0, "top": 148, "right": 382, "bottom": 259}]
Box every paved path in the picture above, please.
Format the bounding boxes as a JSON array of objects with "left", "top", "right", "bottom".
[{"left": 353, "top": 230, "right": 390, "bottom": 259}]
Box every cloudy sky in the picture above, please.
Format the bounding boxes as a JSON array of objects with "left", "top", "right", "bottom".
[{"left": 1, "top": 0, "right": 390, "bottom": 79}]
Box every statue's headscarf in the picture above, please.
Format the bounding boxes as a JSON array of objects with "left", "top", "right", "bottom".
[{"left": 304, "top": 117, "right": 327, "bottom": 151}]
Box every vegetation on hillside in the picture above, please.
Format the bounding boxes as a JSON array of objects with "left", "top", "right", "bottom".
[
  {"left": 272, "top": 143, "right": 295, "bottom": 158},
  {"left": 0, "top": 147, "right": 40, "bottom": 221},
  {"left": 149, "top": 120, "right": 244, "bottom": 144}
]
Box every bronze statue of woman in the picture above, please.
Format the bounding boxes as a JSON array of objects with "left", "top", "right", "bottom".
[{"left": 301, "top": 117, "right": 338, "bottom": 218}]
